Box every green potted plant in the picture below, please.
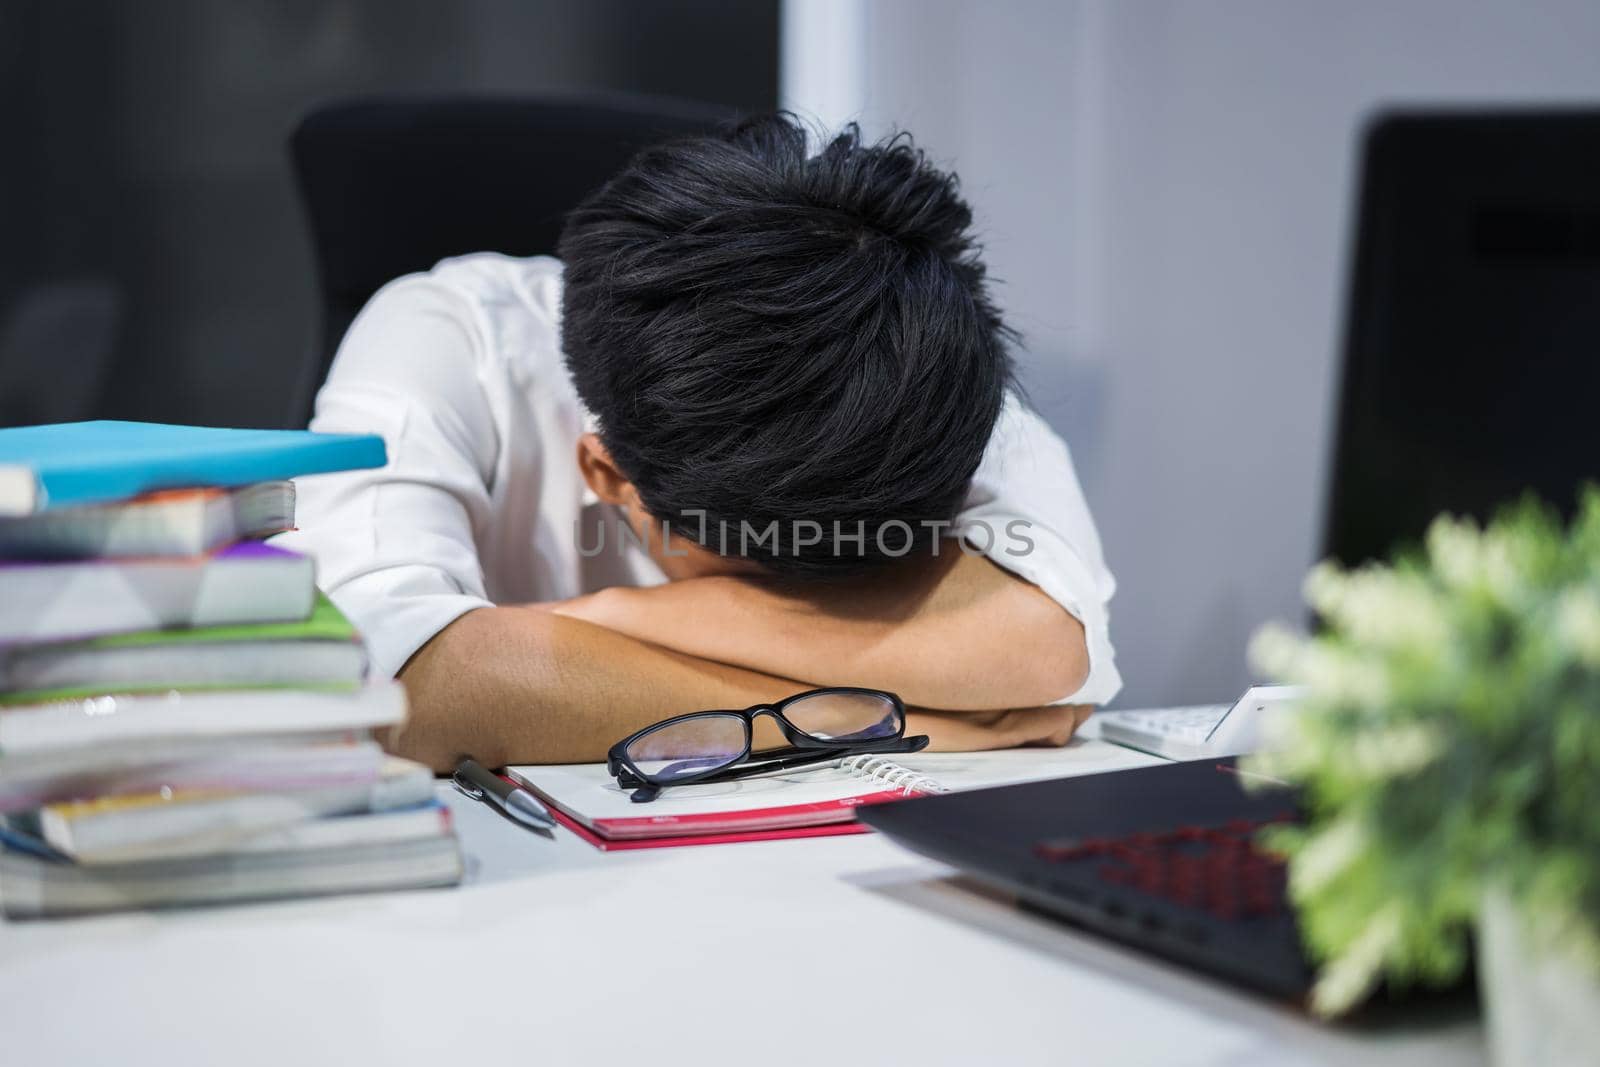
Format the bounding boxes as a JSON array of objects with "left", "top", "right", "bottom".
[{"left": 1246, "top": 491, "right": 1600, "bottom": 1063}]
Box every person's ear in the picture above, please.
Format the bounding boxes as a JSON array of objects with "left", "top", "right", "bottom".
[{"left": 576, "top": 433, "right": 641, "bottom": 509}]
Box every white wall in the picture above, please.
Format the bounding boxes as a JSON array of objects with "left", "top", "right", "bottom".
[{"left": 782, "top": 0, "right": 1600, "bottom": 707}]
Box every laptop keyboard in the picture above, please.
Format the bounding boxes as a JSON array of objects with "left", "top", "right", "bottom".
[
  {"left": 1103, "top": 704, "right": 1228, "bottom": 741},
  {"left": 1033, "top": 811, "right": 1296, "bottom": 921}
]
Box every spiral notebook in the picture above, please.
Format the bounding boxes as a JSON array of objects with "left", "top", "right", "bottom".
[{"left": 506, "top": 741, "right": 1163, "bottom": 851}]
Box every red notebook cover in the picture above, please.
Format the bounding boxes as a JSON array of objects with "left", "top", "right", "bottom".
[
  {"left": 503, "top": 767, "right": 925, "bottom": 851},
  {"left": 547, "top": 804, "right": 877, "bottom": 851}
]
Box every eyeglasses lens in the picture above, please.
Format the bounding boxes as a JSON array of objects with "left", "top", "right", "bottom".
[
  {"left": 782, "top": 691, "right": 902, "bottom": 743},
  {"left": 624, "top": 713, "right": 748, "bottom": 783}
]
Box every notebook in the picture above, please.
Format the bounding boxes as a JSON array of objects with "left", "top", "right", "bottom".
[
  {"left": 37, "top": 756, "right": 435, "bottom": 864},
  {"left": 0, "top": 591, "right": 367, "bottom": 705},
  {"left": 212, "top": 801, "right": 453, "bottom": 855},
  {"left": 0, "top": 800, "right": 452, "bottom": 866},
  {"left": 0, "top": 541, "right": 315, "bottom": 643},
  {"left": 0, "top": 421, "right": 386, "bottom": 516},
  {"left": 0, "top": 481, "right": 295, "bottom": 559},
  {"left": 0, "top": 739, "right": 385, "bottom": 815},
  {"left": 0, "top": 680, "right": 406, "bottom": 763},
  {"left": 507, "top": 741, "right": 1164, "bottom": 851},
  {"left": 0, "top": 833, "right": 463, "bottom": 919},
  {"left": 0, "top": 732, "right": 384, "bottom": 805}
]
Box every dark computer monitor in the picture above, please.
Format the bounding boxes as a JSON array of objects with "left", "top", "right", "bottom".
[{"left": 1322, "top": 110, "right": 1600, "bottom": 567}]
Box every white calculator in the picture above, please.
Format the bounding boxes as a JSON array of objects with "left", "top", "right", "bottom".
[{"left": 1095, "top": 685, "right": 1303, "bottom": 761}]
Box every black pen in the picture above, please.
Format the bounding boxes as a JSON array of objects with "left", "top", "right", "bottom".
[{"left": 451, "top": 757, "right": 556, "bottom": 830}]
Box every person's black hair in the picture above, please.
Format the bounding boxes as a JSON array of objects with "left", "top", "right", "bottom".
[{"left": 558, "top": 112, "right": 1014, "bottom": 578}]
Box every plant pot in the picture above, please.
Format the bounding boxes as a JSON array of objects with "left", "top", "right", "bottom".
[{"left": 1477, "top": 886, "right": 1600, "bottom": 1066}]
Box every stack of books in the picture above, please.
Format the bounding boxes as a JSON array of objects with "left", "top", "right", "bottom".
[{"left": 0, "top": 421, "right": 463, "bottom": 919}]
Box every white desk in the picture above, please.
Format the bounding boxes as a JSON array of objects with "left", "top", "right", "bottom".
[{"left": 0, "top": 741, "right": 1484, "bottom": 1067}]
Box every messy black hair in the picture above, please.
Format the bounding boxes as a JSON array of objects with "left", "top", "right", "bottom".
[{"left": 558, "top": 112, "right": 1013, "bottom": 578}]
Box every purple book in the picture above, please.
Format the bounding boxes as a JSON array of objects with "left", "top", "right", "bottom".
[{"left": 0, "top": 542, "right": 315, "bottom": 645}]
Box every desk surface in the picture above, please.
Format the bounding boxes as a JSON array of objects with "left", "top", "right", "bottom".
[{"left": 0, "top": 740, "right": 1484, "bottom": 1067}]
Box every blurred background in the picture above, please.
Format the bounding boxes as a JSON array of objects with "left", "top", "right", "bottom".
[
  {"left": 4, "top": 0, "right": 1600, "bottom": 709},
  {"left": 0, "top": 0, "right": 777, "bottom": 430}
]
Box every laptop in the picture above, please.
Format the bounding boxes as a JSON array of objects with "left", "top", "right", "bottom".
[
  {"left": 857, "top": 759, "right": 1314, "bottom": 1000},
  {"left": 862, "top": 108, "right": 1600, "bottom": 1004}
]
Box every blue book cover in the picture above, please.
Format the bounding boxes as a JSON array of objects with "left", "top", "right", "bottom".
[{"left": 0, "top": 421, "right": 387, "bottom": 515}]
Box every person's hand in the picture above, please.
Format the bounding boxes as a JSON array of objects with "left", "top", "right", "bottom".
[{"left": 907, "top": 704, "right": 1094, "bottom": 751}]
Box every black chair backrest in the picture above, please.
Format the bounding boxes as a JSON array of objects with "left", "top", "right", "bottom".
[{"left": 288, "top": 93, "right": 735, "bottom": 425}]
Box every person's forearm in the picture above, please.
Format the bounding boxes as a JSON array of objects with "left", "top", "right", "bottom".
[
  {"left": 391, "top": 605, "right": 803, "bottom": 771},
  {"left": 389, "top": 605, "right": 1098, "bottom": 771},
  {"left": 550, "top": 552, "right": 1090, "bottom": 710}
]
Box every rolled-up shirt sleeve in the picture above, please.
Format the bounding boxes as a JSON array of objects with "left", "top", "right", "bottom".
[
  {"left": 274, "top": 278, "right": 500, "bottom": 678},
  {"left": 954, "top": 393, "right": 1123, "bottom": 706}
]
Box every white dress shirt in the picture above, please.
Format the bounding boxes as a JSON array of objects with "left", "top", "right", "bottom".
[{"left": 275, "top": 253, "right": 1122, "bottom": 705}]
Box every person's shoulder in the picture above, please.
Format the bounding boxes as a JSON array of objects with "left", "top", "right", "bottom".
[
  {"left": 382, "top": 252, "right": 560, "bottom": 316},
  {"left": 990, "top": 390, "right": 1066, "bottom": 450},
  {"left": 366, "top": 253, "right": 566, "bottom": 370}
]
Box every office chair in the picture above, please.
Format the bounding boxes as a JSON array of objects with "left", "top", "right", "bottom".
[
  {"left": 288, "top": 93, "right": 735, "bottom": 426},
  {"left": 0, "top": 280, "right": 122, "bottom": 428}
]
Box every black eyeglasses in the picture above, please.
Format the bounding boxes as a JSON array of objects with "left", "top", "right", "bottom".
[{"left": 607, "top": 687, "right": 928, "bottom": 802}]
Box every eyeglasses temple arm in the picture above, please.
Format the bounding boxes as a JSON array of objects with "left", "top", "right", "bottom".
[
  {"left": 698, "top": 735, "right": 929, "bottom": 783},
  {"left": 614, "top": 735, "right": 929, "bottom": 790}
]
